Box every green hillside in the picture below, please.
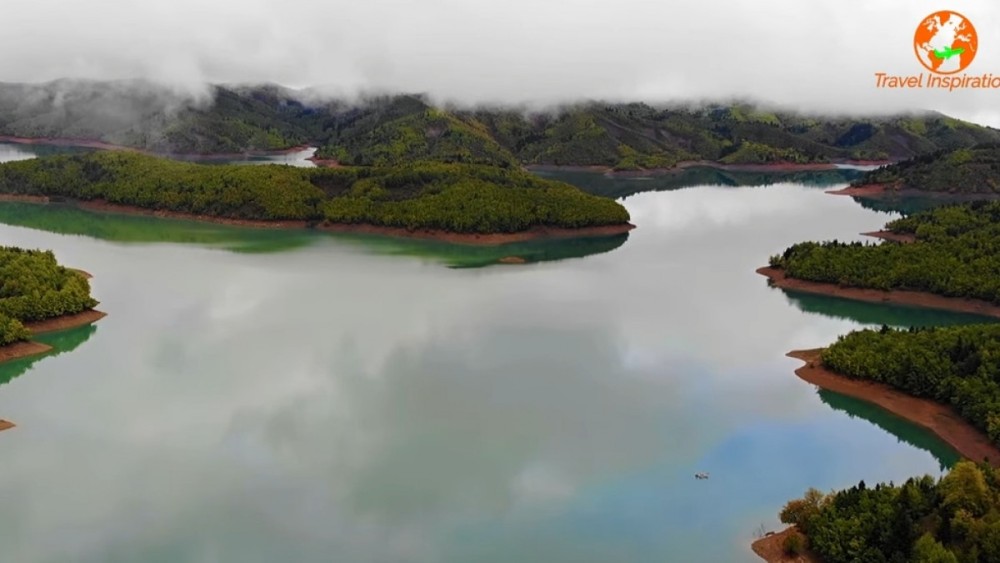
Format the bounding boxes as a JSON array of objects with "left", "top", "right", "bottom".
[
  {"left": 315, "top": 99, "right": 518, "bottom": 167},
  {"left": 856, "top": 143, "right": 1000, "bottom": 194},
  {"left": 2, "top": 81, "right": 998, "bottom": 168},
  {"left": 768, "top": 201, "right": 1000, "bottom": 303}
]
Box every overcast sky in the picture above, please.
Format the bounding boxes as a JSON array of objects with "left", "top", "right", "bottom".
[{"left": 2, "top": 0, "right": 999, "bottom": 126}]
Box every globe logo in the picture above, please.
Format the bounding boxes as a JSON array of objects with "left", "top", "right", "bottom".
[{"left": 914, "top": 11, "right": 978, "bottom": 74}]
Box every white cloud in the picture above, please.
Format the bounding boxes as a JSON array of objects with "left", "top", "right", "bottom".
[{"left": 1, "top": 1, "right": 999, "bottom": 125}]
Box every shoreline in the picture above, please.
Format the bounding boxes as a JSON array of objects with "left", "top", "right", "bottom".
[
  {"left": 0, "top": 309, "right": 108, "bottom": 365},
  {"left": 1, "top": 195, "right": 637, "bottom": 245},
  {"left": 828, "top": 183, "right": 1000, "bottom": 200},
  {"left": 756, "top": 266, "right": 1000, "bottom": 319},
  {"left": 527, "top": 159, "right": 893, "bottom": 177},
  {"left": 0, "top": 420, "right": 13, "bottom": 433},
  {"left": 0, "top": 135, "right": 312, "bottom": 160},
  {"left": 826, "top": 183, "right": 899, "bottom": 197},
  {"left": 305, "top": 155, "right": 343, "bottom": 168},
  {"left": 788, "top": 348, "right": 1000, "bottom": 464},
  {"left": 751, "top": 526, "right": 818, "bottom": 563}
]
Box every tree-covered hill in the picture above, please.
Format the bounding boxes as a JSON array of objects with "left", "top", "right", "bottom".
[
  {"left": 0, "top": 152, "right": 630, "bottom": 234},
  {"left": 3, "top": 81, "right": 998, "bottom": 168},
  {"left": 315, "top": 99, "right": 519, "bottom": 168},
  {"left": 462, "top": 104, "right": 1000, "bottom": 170},
  {"left": 768, "top": 201, "right": 1000, "bottom": 304},
  {"left": 822, "top": 324, "right": 1000, "bottom": 445},
  {"left": 0, "top": 247, "right": 98, "bottom": 346},
  {"left": 0, "top": 80, "right": 333, "bottom": 154},
  {"left": 855, "top": 143, "right": 1000, "bottom": 194},
  {"left": 779, "top": 461, "right": 1000, "bottom": 563}
]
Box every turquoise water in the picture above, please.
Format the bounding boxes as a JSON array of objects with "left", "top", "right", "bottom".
[{"left": 0, "top": 149, "right": 985, "bottom": 562}]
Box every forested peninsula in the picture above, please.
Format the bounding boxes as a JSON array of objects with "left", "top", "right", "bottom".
[
  {"left": 0, "top": 246, "right": 104, "bottom": 361},
  {"left": 760, "top": 202, "right": 1000, "bottom": 314},
  {"left": 755, "top": 323, "right": 1000, "bottom": 562},
  {"left": 0, "top": 152, "right": 632, "bottom": 242},
  {"left": 3, "top": 80, "right": 1000, "bottom": 170},
  {"left": 834, "top": 143, "right": 1000, "bottom": 198}
]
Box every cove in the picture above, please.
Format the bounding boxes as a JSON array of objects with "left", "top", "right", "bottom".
[{"left": 0, "top": 164, "right": 989, "bottom": 562}]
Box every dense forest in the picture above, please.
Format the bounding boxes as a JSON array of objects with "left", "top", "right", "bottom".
[
  {"left": 779, "top": 461, "right": 1000, "bottom": 562},
  {"left": 821, "top": 324, "right": 1000, "bottom": 445},
  {"left": 327, "top": 98, "right": 1000, "bottom": 170},
  {"left": 768, "top": 202, "right": 1000, "bottom": 303},
  {"left": 0, "top": 247, "right": 98, "bottom": 345},
  {"left": 3, "top": 81, "right": 999, "bottom": 168},
  {"left": 855, "top": 144, "right": 1000, "bottom": 194},
  {"left": 0, "top": 152, "right": 630, "bottom": 233}
]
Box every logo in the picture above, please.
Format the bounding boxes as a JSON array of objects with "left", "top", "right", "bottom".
[
  {"left": 913, "top": 11, "right": 977, "bottom": 74},
  {"left": 874, "top": 10, "right": 998, "bottom": 91}
]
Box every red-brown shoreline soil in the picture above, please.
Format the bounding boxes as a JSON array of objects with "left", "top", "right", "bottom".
[
  {"left": 0, "top": 420, "right": 14, "bottom": 433},
  {"left": 0, "top": 340, "right": 52, "bottom": 363},
  {"left": 25, "top": 309, "right": 107, "bottom": 335},
  {"left": 0, "top": 135, "right": 311, "bottom": 159},
  {"left": 756, "top": 266, "right": 1000, "bottom": 319},
  {"left": 751, "top": 526, "right": 819, "bottom": 563},
  {"left": 827, "top": 183, "right": 898, "bottom": 197},
  {"left": 9, "top": 196, "right": 636, "bottom": 245},
  {"left": 788, "top": 348, "right": 1000, "bottom": 464},
  {"left": 828, "top": 183, "right": 1000, "bottom": 201},
  {"left": 0, "top": 309, "right": 106, "bottom": 364}
]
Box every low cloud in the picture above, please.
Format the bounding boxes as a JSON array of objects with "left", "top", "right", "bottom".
[{"left": 0, "top": 0, "right": 998, "bottom": 124}]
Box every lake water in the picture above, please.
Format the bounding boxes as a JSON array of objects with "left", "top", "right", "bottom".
[{"left": 0, "top": 146, "right": 990, "bottom": 562}]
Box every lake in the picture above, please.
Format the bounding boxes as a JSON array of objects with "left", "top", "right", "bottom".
[{"left": 0, "top": 146, "right": 988, "bottom": 562}]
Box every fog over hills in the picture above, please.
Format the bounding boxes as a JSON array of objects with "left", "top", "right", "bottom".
[{"left": 1, "top": 0, "right": 999, "bottom": 127}]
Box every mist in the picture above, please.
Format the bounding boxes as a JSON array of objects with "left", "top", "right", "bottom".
[{"left": 1, "top": 0, "right": 998, "bottom": 126}]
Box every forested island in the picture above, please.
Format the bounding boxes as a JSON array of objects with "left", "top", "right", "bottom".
[
  {"left": 3, "top": 80, "right": 1000, "bottom": 170},
  {"left": 835, "top": 143, "right": 1000, "bottom": 198},
  {"left": 760, "top": 202, "right": 1000, "bottom": 313},
  {"left": 0, "top": 152, "right": 632, "bottom": 242},
  {"left": 0, "top": 246, "right": 104, "bottom": 360}
]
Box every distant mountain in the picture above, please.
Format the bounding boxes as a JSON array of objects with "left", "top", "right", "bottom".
[
  {"left": 1, "top": 81, "right": 998, "bottom": 167},
  {"left": 0, "top": 79, "right": 332, "bottom": 154},
  {"left": 856, "top": 143, "right": 1000, "bottom": 194}
]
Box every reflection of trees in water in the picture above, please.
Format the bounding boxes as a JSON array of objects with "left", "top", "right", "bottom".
[
  {"left": 0, "top": 202, "right": 315, "bottom": 254},
  {"left": 536, "top": 167, "right": 865, "bottom": 199},
  {"left": 851, "top": 196, "right": 948, "bottom": 216},
  {"left": 363, "top": 233, "right": 631, "bottom": 269},
  {"left": 0, "top": 324, "right": 98, "bottom": 387},
  {"left": 0, "top": 202, "right": 629, "bottom": 268},
  {"left": 779, "top": 289, "right": 1000, "bottom": 328},
  {"left": 817, "top": 389, "right": 958, "bottom": 471}
]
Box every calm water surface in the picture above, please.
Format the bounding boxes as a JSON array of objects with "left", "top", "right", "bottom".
[{"left": 0, "top": 148, "right": 987, "bottom": 562}]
